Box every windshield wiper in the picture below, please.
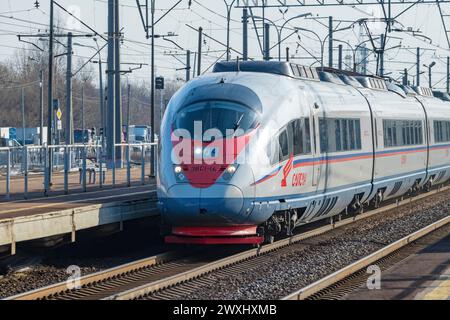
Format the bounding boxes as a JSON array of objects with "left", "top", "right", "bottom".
[{"left": 233, "top": 114, "right": 245, "bottom": 131}]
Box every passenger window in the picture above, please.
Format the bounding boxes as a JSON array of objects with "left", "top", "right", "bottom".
[
  {"left": 434, "top": 120, "right": 450, "bottom": 143},
  {"left": 289, "top": 119, "right": 312, "bottom": 156},
  {"left": 319, "top": 118, "right": 362, "bottom": 152},
  {"left": 291, "top": 64, "right": 300, "bottom": 77},
  {"left": 383, "top": 119, "right": 423, "bottom": 147},
  {"left": 267, "top": 118, "right": 312, "bottom": 165},
  {"left": 279, "top": 130, "right": 289, "bottom": 162}
]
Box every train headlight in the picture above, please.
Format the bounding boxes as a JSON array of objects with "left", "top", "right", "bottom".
[
  {"left": 227, "top": 165, "right": 237, "bottom": 174},
  {"left": 174, "top": 166, "right": 186, "bottom": 182},
  {"left": 174, "top": 166, "right": 183, "bottom": 174},
  {"left": 222, "top": 165, "right": 238, "bottom": 181}
]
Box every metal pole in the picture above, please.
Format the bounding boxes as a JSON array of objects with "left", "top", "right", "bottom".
[
  {"left": 115, "top": 0, "right": 123, "bottom": 169},
  {"left": 98, "top": 57, "right": 104, "bottom": 143},
  {"left": 403, "top": 68, "right": 408, "bottom": 85},
  {"left": 429, "top": 65, "right": 432, "bottom": 89},
  {"left": 264, "top": 23, "right": 270, "bottom": 61},
  {"left": 81, "top": 85, "right": 85, "bottom": 136},
  {"left": 47, "top": 0, "right": 54, "bottom": 187},
  {"left": 82, "top": 147, "right": 87, "bottom": 192},
  {"left": 66, "top": 33, "right": 73, "bottom": 147},
  {"left": 416, "top": 47, "right": 420, "bottom": 87},
  {"left": 98, "top": 57, "right": 105, "bottom": 181},
  {"left": 447, "top": 56, "right": 450, "bottom": 94},
  {"left": 379, "top": 34, "right": 385, "bottom": 77},
  {"left": 21, "top": 88, "right": 26, "bottom": 189},
  {"left": 186, "top": 50, "right": 191, "bottom": 82},
  {"left": 226, "top": 3, "right": 231, "bottom": 61},
  {"left": 99, "top": 151, "right": 104, "bottom": 188},
  {"left": 44, "top": 145, "right": 49, "bottom": 195},
  {"left": 160, "top": 89, "right": 164, "bottom": 121},
  {"left": 107, "top": 0, "right": 116, "bottom": 169},
  {"left": 39, "top": 70, "right": 44, "bottom": 146},
  {"left": 47, "top": 0, "right": 54, "bottom": 189},
  {"left": 150, "top": 0, "right": 156, "bottom": 177},
  {"left": 328, "top": 16, "right": 333, "bottom": 68},
  {"left": 243, "top": 8, "right": 248, "bottom": 61},
  {"left": 338, "top": 44, "right": 343, "bottom": 70},
  {"left": 64, "top": 146, "right": 69, "bottom": 194},
  {"left": 126, "top": 83, "right": 131, "bottom": 187},
  {"left": 197, "top": 27, "right": 203, "bottom": 77},
  {"left": 24, "top": 146, "right": 28, "bottom": 199},
  {"left": 192, "top": 52, "right": 197, "bottom": 78},
  {"left": 6, "top": 149, "right": 10, "bottom": 199},
  {"left": 21, "top": 88, "right": 25, "bottom": 148},
  {"left": 277, "top": 30, "right": 282, "bottom": 61},
  {"left": 141, "top": 144, "right": 145, "bottom": 185},
  {"left": 286, "top": 47, "right": 290, "bottom": 62}
]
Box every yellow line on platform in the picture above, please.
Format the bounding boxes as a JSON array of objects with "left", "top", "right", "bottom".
[{"left": 421, "top": 269, "right": 450, "bottom": 300}]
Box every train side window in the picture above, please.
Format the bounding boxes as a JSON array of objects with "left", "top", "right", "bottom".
[
  {"left": 447, "top": 122, "right": 450, "bottom": 141},
  {"left": 319, "top": 119, "right": 329, "bottom": 152},
  {"left": 291, "top": 64, "right": 300, "bottom": 77},
  {"left": 434, "top": 120, "right": 450, "bottom": 143},
  {"left": 355, "top": 120, "right": 362, "bottom": 149},
  {"left": 288, "top": 119, "right": 311, "bottom": 156},
  {"left": 319, "top": 118, "right": 362, "bottom": 152},
  {"left": 267, "top": 139, "right": 280, "bottom": 165},
  {"left": 383, "top": 119, "right": 423, "bottom": 147},
  {"left": 304, "top": 118, "right": 311, "bottom": 153},
  {"left": 279, "top": 129, "right": 289, "bottom": 162},
  {"left": 349, "top": 120, "right": 356, "bottom": 149},
  {"left": 335, "top": 119, "right": 342, "bottom": 151}
]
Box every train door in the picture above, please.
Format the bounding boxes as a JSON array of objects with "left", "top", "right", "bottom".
[{"left": 311, "top": 103, "right": 321, "bottom": 187}]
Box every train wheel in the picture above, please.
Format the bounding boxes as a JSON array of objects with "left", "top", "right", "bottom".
[{"left": 265, "top": 235, "right": 275, "bottom": 244}]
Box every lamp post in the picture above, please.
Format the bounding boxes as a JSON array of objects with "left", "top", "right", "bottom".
[
  {"left": 424, "top": 62, "right": 436, "bottom": 88},
  {"left": 47, "top": 0, "right": 54, "bottom": 192}
]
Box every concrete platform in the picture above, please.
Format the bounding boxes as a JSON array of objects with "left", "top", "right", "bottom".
[
  {"left": 0, "top": 166, "right": 152, "bottom": 200},
  {"left": 345, "top": 227, "right": 450, "bottom": 300},
  {"left": 0, "top": 181, "right": 158, "bottom": 255}
]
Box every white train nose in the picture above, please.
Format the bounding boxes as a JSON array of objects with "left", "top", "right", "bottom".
[
  {"left": 163, "top": 184, "right": 246, "bottom": 226},
  {"left": 199, "top": 184, "right": 244, "bottom": 218}
]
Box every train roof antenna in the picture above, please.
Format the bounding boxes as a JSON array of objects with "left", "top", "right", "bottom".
[{"left": 236, "top": 56, "right": 241, "bottom": 73}]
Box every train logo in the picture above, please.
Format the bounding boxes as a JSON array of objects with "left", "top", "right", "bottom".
[
  {"left": 292, "top": 172, "right": 307, "bottom": 187},
  {"left": 281, "top": 155, "right": 294, "bottom": 187}
]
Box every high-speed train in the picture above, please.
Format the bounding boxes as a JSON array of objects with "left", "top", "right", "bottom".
[{"left": 157, "top": 61, "right": 450, "bottom": 245}]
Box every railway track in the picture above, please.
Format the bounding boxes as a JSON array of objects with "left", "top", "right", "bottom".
[
  {"left": 5, "top": 185, "right": 450, "bottom": 300},
  {"left": 283, "top": 217, "right": 450, "bottom": 300},
  {"left": 4, "top": 249, "right": 237, "bottom": 300}
]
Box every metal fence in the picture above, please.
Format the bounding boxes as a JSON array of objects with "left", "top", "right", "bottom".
[{"left": 0, "top": 142, "right": 158, "bottom": 200}]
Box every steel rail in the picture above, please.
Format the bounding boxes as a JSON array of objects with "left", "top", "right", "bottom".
[
  {"left": 5, "top": 184, "right": 450, "bottom": 300},
  {"left": 5, "top": 251, "right": 178, "bottom": 300},
  {"left": 282, "top": 215, "right": 450, "bottom": 300}
]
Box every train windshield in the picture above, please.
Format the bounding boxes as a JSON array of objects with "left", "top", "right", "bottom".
[{"left": 173, "top": 101, "right": 259, "bottom": 139}]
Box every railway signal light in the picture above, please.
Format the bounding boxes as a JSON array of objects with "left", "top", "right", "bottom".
[{"left": 156, "top": 77, "right": 165, "bottom": 90}]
